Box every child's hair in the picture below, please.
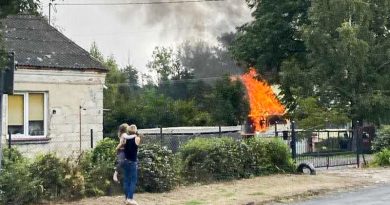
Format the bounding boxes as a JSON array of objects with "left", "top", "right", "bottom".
[
  {"left": 118, "top": 123, "right": 129, "bottom": 138},
  {"left": 128, "top": 124, "right": 137, "bottom": 135}
]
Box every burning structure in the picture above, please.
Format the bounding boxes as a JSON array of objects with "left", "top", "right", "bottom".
[{"left": 240, "top": 68, "right": 286, "bottom": 134}]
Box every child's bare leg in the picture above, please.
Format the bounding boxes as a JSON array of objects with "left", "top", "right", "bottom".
[{"left": 113, "top": 170, "right": 119, "bottom": 182}]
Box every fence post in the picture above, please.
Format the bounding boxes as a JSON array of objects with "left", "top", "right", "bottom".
[
  {"left": 274, "top": 121, "right": 278, "bottom": 137},
  {"left": 219, "top": 125, "right": 221, "bottom": 137},
  {"left": 8, "top": 132, "right": 11, "bottom": 159},
  {"left": 291, "top": 121, "right": 297, "bottom": 160},
  {"left": 90, "top": 129, "right": 93, "bottom": 149},
  {"left": 327, "top": 131, "right": 330, "bottom": 169},
  {"left": 160, "top": 126, "right": 163, "bottom": 147},
  {"left": 355, "top": 121, "right": 361, "bottom": 168}
]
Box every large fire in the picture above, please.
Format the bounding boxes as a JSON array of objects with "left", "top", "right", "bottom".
[{"left": 240, "top": 68, "right": 285, "bottom": 132}]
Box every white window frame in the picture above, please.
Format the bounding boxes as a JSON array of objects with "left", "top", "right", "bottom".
[{"left": 7, "top": 92, "right": 48, "bottom": 139}]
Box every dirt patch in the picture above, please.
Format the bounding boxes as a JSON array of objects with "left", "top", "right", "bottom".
[{"left": 53, "top": 168, "right": 390, "bottom": 205}]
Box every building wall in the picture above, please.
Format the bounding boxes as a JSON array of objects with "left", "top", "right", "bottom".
[{"left": 1, "top": 68, "right": 106, "bottom": 156}]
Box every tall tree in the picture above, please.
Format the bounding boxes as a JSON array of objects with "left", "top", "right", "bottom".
[
  {"left": 232, "top": 0, "right": 390, "bottom": 127},
  {"left": 230, "top": 0, "right": 310, "bottom": 82},
  {"left": 147, "top": 46, "right": 192, "bottom": 83},
  {"left": 282, "top": 0, "right": 390, "bottom": 126}
]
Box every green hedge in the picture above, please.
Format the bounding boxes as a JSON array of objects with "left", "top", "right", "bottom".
[
  {"left": 180, "top": 137, "right": 294, "bottom": 182},
  {"left": 0, "top": 136, "right": 295, "bottom": 204}
]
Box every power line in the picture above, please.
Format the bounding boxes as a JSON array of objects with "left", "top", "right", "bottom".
[{"left": 54, "top": 0, "right": 225, "bottom": 6}]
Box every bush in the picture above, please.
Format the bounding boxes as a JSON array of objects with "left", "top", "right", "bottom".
[
  {"left": 80, "top": 138, "right": 179, "bottom": 194},
  {"left": 372, "top": 148, "right": 390, "bottom": 166},
  {"left": 0, "top": 149, "right": 42, "bottom": 205},
  {"left": 1, "top": 148, "right": 25, "bottom": 169},
  {"left": 265, "top": 139, "right": 295, "bottom": 173},
  {"left": 62, "top": 158, "right": 86, "bottom": 199},
  {"left": 372, "top": 126, "right": 390, "bottom": 152},
  {"left": 137, "top": 144, "right": 178, "bottom": 192},
  {"left": 79, "top": 138, "right": 117, "bottom": 196},
  {"left": 179, "top": 137, "right": 295, "bottom": 183},
  {"left": 29, "top": 153, "right": 65, "bottom": 199}
]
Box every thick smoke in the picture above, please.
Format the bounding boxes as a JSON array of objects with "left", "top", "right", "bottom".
[{"left": 112, "top": 0, "right": 252, "bottom": 41}]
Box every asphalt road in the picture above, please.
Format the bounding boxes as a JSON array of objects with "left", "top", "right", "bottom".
[{"left": 290, "top": 184, "right": 390, "bottom": 205}]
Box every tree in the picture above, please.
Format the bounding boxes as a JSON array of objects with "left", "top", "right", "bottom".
[
  {"left": 147, "top": 46, "right": 192, "bottom": 83},
  {"left": 232, "top": 0, "right": 390, "bottom": 126},
  {"left": 0, "top": 0, "right": 40, "bottom": 17},
  {"left": 292, "top": 0, "right": 390, "bottom": 125},
  {"left": 230, "top": 0, "right": 310, "bottom": 82},
  {"left": 211, "top": 76, "right": 249, "bottom": 125}
]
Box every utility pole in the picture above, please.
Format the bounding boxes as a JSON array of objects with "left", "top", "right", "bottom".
[{"left": 79, "top": 106, "right": 86, "bottom": 153}]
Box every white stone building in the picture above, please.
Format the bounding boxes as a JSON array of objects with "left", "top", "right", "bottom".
[{"left": 1, "top": 15, "right": 107, "bottom": 156}]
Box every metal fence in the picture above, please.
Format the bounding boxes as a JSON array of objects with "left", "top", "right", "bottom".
[{"left": 287, "top": 123, "right": 373, "bottom": 168}]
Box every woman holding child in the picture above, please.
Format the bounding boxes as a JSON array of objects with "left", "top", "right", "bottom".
[{"left": 114, "top": 123, "right": 141, "bottom": 205}]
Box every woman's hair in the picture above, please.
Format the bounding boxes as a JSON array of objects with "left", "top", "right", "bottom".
[
  {"left": 118, "top": 123, "right": 129, "bottom": 138},
  {"left": 128, "top": 124, "right": 137, "bottom": 134}
]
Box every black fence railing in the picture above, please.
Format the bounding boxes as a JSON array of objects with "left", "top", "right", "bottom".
[{"left": 286, "top": 125, "right": 373, "bottom": 168}]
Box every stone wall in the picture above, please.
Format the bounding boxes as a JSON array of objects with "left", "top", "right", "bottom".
[{"left": 1, "top": 68, "right": 106, "bottom": 157}]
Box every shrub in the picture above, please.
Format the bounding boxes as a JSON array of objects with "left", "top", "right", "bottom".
[
  {"left": 372, "top": 148, "right": 390, "bottom": 166},
  {"left": 1, "top": 147, "right": 24, "bottom": 169},
  {"left": 179, "top": 137, "right": 295, "bottom": 183},
  {"left": 29, "top": 153, "right": 70, "bottom": 200},
  {"left": 62, "top": 158, "right": 86, "bottom": 200},
  {"left": 265, "top": 139, "right": 295, "bottom": 173},
  {"left": 137, "top": 144, "right": 178, "bottom": 192},
  {"left": 372, "top": 126, "right": 390, "bottom": 152},
  {"left": 79, "top": 138, "right": 117, "bottom": 196},
  {"left": 0, "top": 149, "right": 42, "bottom": 205},
  {"left": 180, "top": 137, "right": 247, "bottom": 182}
]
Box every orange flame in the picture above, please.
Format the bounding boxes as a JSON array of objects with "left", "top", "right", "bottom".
[{"left": 240, "top": 68, "right": 285, "bottom": 132}]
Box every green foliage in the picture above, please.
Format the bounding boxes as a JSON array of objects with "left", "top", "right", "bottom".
[
  {"left": 180, "top": 137, "right": 294, "bottom": 183},
  {"left": 372, "top": 148, "right": 390, "bottom": 166},
  {"left": 29, "top": 154, "right": 65, "bottom": 199},
  {"left": 0, "top": 0, "right": 40, "bottom": 17},
  {"left": 137, "top": 144, "right": 178, "bottom": 192},
  {"left": 292, "top": 97, "right": 349, "bottom": 129},
  {"left": 1, "top": 147, "right": 24, "bottom": 169},
  {"left": 211, "top": 76, "right": 249, "bottom": 125},
  {"left": 79, "top": 138, "right": 117, "bottom": 196},
  {"left": 0, "top": 160, "right": 42, "bottom": 205},
  {"left": 90, "top": 42, "right": 248, "bottom": 136},
  {"left": 230, "top": 0, "right": 309, "bottom": 81},
  {"left": 232, "top": 0, "right": 390, "bottom": 125},
  {"left": 372, "top": 126, "right": 390, "bottom": 152}
]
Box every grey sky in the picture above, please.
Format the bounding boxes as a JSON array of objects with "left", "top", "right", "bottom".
[{"left": 40, "top": 0, "right": 252, "bottom": 74}]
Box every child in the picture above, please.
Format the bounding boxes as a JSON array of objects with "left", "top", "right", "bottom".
[{"left": 113, "top": 123, "right": 129, "bottom": 183}]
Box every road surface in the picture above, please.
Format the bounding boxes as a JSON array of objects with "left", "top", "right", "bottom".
[{"left": 290, "top": 184, "right": 390, "bottom": 205}]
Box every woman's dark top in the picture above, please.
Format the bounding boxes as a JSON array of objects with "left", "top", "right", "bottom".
[{"left": 124, "top": 137, "right": 138, "bottom": 162}]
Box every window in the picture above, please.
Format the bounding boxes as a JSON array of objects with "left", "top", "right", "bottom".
[{"left": 7, "top": 93, "right": 47, "bottom": 137}]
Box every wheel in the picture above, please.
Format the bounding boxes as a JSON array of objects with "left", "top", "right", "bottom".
[{"left": 297, "top": 163, "right": 316, "bottom": 175}]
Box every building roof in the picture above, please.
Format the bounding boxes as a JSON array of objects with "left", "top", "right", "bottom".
[{"left": 1, "top": 15, "right": 107, "bottom": 71}]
